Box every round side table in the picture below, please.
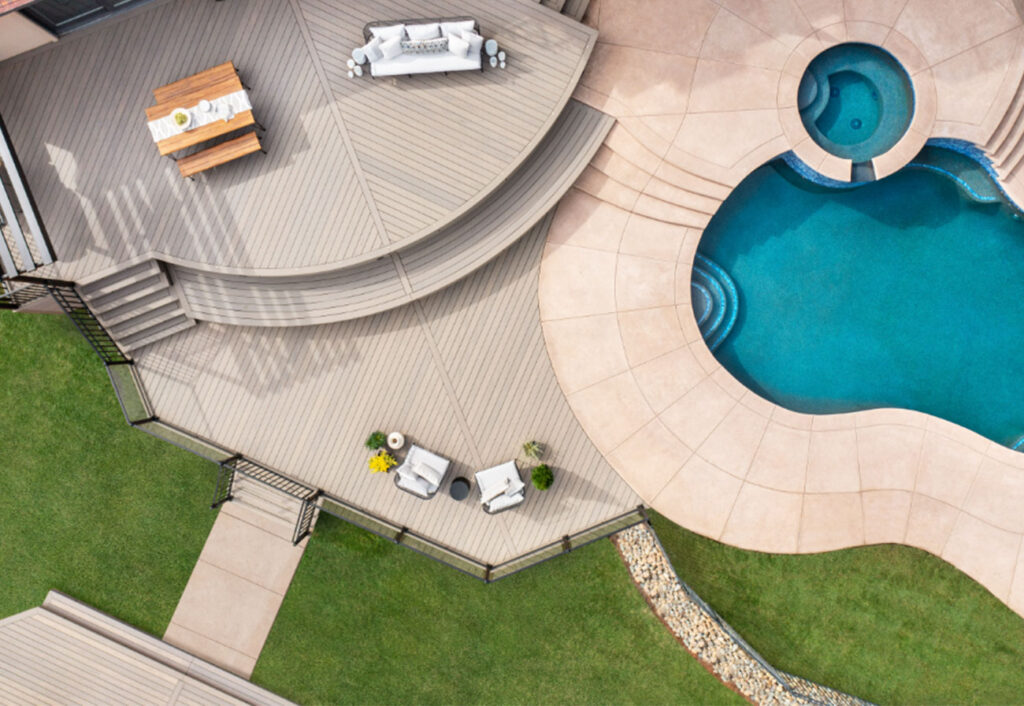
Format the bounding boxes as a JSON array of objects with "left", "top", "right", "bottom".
[
  {"left": 387, "top": 431, "right": 405, "bottom": 450},
  {"left": 485, "top": 39, "right": 499, "bottom": 57},
  {"left": 449, "top": 477, "right": 471, "bottom": 501},
  {"left": 352, "top": 47, "right": 367, "bottom": 65}
]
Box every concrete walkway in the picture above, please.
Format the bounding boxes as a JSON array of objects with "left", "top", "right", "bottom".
[{"left": 164, "top": 502, "right": 308, "bottom": 678}]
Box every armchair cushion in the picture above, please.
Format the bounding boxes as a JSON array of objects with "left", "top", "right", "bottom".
[{"left": 480, "top": 479, "right": 509, "bottom": 505}]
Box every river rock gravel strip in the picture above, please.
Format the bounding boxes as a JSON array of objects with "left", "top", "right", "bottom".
[{"left": 612, "top": 523, "right": 872, "bottom": 706}]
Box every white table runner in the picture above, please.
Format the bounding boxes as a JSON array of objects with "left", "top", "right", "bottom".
[{"left": 147, "top": 89, "right": 252, "bottom": 143}]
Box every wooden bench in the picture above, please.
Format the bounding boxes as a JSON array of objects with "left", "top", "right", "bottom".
[{"left": 177, "top": 131, "right": 263, "bottom": 179}]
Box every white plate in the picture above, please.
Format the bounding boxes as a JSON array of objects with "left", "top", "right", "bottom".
[{"left": 170, "top": 108, "right": 192, "bottom": 131}]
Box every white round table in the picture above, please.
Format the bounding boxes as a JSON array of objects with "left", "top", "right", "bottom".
[
  {"left": 485, "top": 39, "right": 499, "bottom": 57},
  {"left": 387, "top": 431, "right": 405, "bottom": 450},
  {"left": 352, "top": 47, "right": 367, "bottom": 65}
]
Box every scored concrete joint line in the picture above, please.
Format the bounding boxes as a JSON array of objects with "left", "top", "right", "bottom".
[{"left": 164, "top": 503, "right": 309, "bottom": 679}]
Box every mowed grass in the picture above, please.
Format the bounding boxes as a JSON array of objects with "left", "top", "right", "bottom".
[
  {"left": 0, "top": 311, "right": 218, "bottom": 635},
  {"left": 650, "top": 512, "right": 1024, "bottom": 705},
  {"left": 254, "top": 514, "right": 740, "bottom": 705}
]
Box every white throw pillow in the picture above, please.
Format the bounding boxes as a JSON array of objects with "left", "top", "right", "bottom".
[
  {"left": 361, "top": 37, "right": 384, "bottom": 63},
  {"left": 461, "top": 30, "right": 484, "bottom": 56},
  {"left": 406, "top": 22, "right": 440, "bottom": 40},
  {"left": 448, "top": 34, "right": 470, "bottom": 58},
  {"left": 506, "top": 477, "right": 526, "bottom": 496},
  {"left": 370, "top": 24, "right": 405, "bottom": 41},
  {"left": 440, "top": 20, "right": 476, "bottom": 37},
  {"left": 480, "top": 479, "right": 510, "bottom": 505},
  {"left": 381, "top": 36, "right": 403, "bottom": 60},
  {"left": 413, "top": 461, "right": 442, "bottom": 487}
]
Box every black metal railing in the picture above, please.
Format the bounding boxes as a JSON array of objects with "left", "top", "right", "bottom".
[
  {"left": 211, "top": 463, "right": 235, "bottom": 508},
  {"left": 35, "top": 279, "right": 130, "bottom": 364},
  {"left": 0, "top": 280, "right": 50, "bottom": 309},
  {"left": 293, "top": 493, "right": 320, "bottom": 545},
  {"left": 221, "top": 455, "right": 318, "bottom": 501},
  {"left": 319, "top": 492, "right": 648, "bottom": 582}
]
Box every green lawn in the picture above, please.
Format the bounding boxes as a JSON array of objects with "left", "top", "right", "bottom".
[
  {"left": 650, "top": 512, "right": 1024, "bottom": 705},
  {"left": 0, "top": 311, "right": 218, "bottom": 636},
  {"left": 254, "top": 514, "right": 740, "bottom": 705}
]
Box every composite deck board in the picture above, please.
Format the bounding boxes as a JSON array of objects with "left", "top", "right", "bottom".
[
  {"left": 170, "top": 100, "right": 612, "bottom": 326},
  {"left": 136, "top": 216, "right": 640, "bottom": 564},
  {"left": 0, "top": 0, "right": 594, "bottom": 282},
  {"left": 0, "top": 601, "right": 286, "bottom": 705}
]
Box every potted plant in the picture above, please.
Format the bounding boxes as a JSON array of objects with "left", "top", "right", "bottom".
[
  {"left": 365, "top": 431, "right": 387, "bottom": 450},
  {"left": 522, "top": 440, "right": 544, "bottom": 462},
  {"left": 531, "top": 463, "right": 553, "bottom": 491},
  {"left": 369, "top": 450, "right": 397, "bottom": 474}
]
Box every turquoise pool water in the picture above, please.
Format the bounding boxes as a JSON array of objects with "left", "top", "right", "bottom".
[
  {"left": 694, "top": 157, "right": 1024, "bottom": 447},
  {"left": 798, "top": 43, "right": 914, "bottom": 162}
]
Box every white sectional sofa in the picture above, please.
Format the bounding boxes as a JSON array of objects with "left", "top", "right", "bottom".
[
  {"left": 394, "top": 444, "right": 452, "bottom": 499},
  {"left": 359, "top": 19, "right": 484, "bottom": 77}
]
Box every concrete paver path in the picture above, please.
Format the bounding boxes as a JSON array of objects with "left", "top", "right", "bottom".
[{"left": 164, "top": 502, "right": 307, "bottom": 678}]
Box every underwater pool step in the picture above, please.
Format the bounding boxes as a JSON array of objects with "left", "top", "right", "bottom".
[{"left": 691, "top": 253, "right": 738, "bottom": 352}]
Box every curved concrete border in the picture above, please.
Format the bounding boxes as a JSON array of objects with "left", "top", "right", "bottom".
[{"left": 543, "top": 0, "right": 1024, "bottom": 617}]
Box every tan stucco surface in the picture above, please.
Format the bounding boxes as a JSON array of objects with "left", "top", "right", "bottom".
[{"left": 541, "top": 0, "right": 1024, "bottom": 616}]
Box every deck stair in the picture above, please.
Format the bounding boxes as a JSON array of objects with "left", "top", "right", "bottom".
[
  {"left": 229, "top": 472, "right": 313, "bottom": 537},
  {"left": 77, "top": 260, "right": 195, "bottom": 353},
  {"left": 986, "top": 71, "right": 1024, "bottom": 179},
  {"left": 538, "top": 0, "right": 589, "bottom": 22}
]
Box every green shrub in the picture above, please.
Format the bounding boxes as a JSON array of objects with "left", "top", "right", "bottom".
[
  {"left": 532, "top": 464, "right": 553, "bottom": 491},
  {"left": 365, "top": 431, "right": 387, "bottom": 450}
]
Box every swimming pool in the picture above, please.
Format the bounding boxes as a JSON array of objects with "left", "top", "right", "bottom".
[
  {"left": 693, "top": 152, "right": 1024, "bottom": 448},
  {"left": 798, "top": 43, "right": 914, "bottom": 162}
]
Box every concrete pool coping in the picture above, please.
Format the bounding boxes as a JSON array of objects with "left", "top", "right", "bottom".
[{"left": 546, "top": 0, "right": 1024, "bottom": 617}]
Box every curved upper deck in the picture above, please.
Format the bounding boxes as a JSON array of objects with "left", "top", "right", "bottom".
[{"left": 0, "top": 0, "right": 597, "bottom": 282}]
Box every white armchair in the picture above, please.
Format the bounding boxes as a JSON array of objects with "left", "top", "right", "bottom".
[
  {"left": 394, "top": 445, "right": 451, "bottom": 499},
  {"left": 475, "top": 460, "right": 526, "bottom": 513}
]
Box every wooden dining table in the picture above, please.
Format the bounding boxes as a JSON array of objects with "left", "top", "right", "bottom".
[{"left": 145, "top": 61, "right": 256, "bottom": 157}]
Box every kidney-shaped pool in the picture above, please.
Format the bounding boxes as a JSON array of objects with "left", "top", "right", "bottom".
[{"left": 694, "top": 151, "right": 1024, "bottom": 448}]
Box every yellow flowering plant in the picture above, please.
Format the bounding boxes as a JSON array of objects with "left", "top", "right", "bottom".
[{"left": 369, "top": 450, "right": 397, "bottom": 473}]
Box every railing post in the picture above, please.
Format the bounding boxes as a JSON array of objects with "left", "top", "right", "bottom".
[{"left": 561, "top": 534, "right": 571, "bottom": 553}]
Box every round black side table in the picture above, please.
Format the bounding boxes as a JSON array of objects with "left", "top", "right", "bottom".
[{"left": 449, "top": 477, "right": 471, "bottom": 501}]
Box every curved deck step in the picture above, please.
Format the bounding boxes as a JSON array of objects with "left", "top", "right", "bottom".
[{"left": 174, "top": 99, "right": 614, "bottom": 327}]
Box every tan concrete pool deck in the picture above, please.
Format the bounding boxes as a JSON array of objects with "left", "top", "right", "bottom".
[{"left": 542, "top": 0, "right": 1024, "bottom": 617}]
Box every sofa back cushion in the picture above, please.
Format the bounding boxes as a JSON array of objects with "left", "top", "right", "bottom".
[
  {"left": 440, "top": 20, "right": 476, "bottom": 37},
  {"left": 406, "top": 22, "right": 441, "bottom": 40},
  {"left": 370, "top": 23, "right": 406, "bottom": 41}
]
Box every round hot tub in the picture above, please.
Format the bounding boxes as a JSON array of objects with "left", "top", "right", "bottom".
[{"left": 798, "top": 43, "right": 914, "bottom": 162}]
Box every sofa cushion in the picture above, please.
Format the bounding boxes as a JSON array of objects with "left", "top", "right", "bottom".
[
  {"left": 413, "top": 461, "right": 443, "bottom": 487},
  {"left": 406, "top": 22, "right": 440, "bottom": 40},
  {"left": 380, "top": 36, "right": 403, "bottom": 60},
  {"left": 440, "top": 20, "right": 476, "bottom": 37},
  {"left": 361, "top": 36, "right": 384, "bottom": 63},
  {"left": 461, "top": 30, "right": 484, "bottom": 56},
  {"left": 448, "top": 34, "right": 470, "bottom": 58},
  {"left": 487, "top": 491, "right": 523, "bottom": 512},
  {"left": 370, "top": 24, "right": 405, "bottom": 41}
]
